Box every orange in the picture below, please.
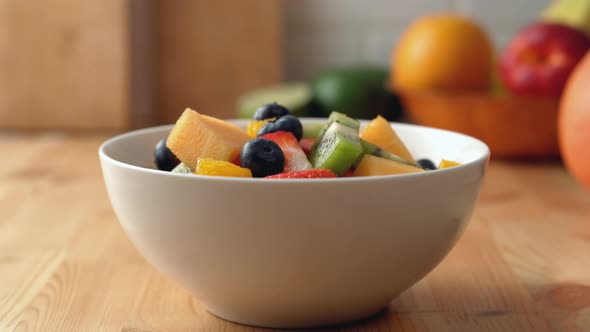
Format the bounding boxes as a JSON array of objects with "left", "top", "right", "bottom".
[
  {"left": 558, "top": 51, "right": 590, "bottom": 191},
  {"left": 439, "top": 159, "right": 461, "bottom": 169},
  {"left": 392, "top": 13, "right": 494, "bottom": 92},
  {"left": 247, "top": 119, "right": 272, "bottom": 138},
  {"left": 195, "top": 158, "right": 252, "bottom": 178}
]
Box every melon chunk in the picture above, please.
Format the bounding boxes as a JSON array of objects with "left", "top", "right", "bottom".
[
  {"left": 166, "top": 109, "right": 250, "bottom": 169},
  {"left": 360, "top": 116, "right": 416, "bottom": 163},
  {"left": 353, "top": 155, "right": 424, "bottom": 177}
]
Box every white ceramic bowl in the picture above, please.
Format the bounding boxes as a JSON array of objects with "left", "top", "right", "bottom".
[{"left": 99, "top": 119, "right": 489, "bottom": 329}]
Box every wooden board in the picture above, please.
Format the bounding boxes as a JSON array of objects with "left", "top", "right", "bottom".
[
  {"left": 154, "top": 0, "right": 283, "bottom": 123},
  {"left": 0, "top": 1, "right": 282, "bottom": 129},
  {"left": 1, "top": 134, "right": 590, "bottom": 331},
  {"left": 0, "top": 0, "right": 138, "bottom": 129}
]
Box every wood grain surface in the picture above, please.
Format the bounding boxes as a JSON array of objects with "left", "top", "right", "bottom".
[{"left": 1, "top": 134, "right": 590, "bottom": 331}]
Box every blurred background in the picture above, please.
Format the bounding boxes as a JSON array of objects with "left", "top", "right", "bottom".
[
  {"left": 283, "top": 0, "right": 545, "bottom": 80},
  {"left": 3, "top": 0, "right": 590, "bottom": 163},
  {"left": 0, "top": 0, "right": 546, "bottom": 124}
]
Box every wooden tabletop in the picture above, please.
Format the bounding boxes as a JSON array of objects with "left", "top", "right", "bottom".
[{"left": 1, "top": 133, "right": 590, "bottom": 332}]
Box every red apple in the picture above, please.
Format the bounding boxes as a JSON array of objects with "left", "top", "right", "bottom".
[{"left": 500, "top": 22, "right": 590, "bottom": 98}]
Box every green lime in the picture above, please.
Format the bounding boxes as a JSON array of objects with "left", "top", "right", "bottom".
[
  {"left": 311, "top": 66, "right": 399, "bottom": 119},
  {"left": 302, "top": 122, "right": 325, "bottom": 139},
  {"left": 237, "top": 82, "right": 312, "bottom": 119}
]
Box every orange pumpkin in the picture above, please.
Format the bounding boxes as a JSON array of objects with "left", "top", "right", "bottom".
[{"left": 559, "top": 51, "right": 590, "bottom": 191}]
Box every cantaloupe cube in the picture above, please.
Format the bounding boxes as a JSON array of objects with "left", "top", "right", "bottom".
[
  {"left": 360, "top": 116, "right": 416, "bottom": 163},
  {"left": 166, "top": 109, "right": 250, "bottom": 169},
  {"left": 353, "top": 155, "right": 424, "bottom": 177}
]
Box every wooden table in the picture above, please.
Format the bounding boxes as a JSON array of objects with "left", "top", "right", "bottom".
[{"left": 1, "top": 134, "right": 589, "bottom": 332}]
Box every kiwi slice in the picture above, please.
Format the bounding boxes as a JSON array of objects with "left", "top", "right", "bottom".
[
  {"left": 171, "top": 163, "right": 193, "bottom": 174},
  {"left": 326, "top": 111, "right": 360, "bottom": 129},
  {"left": 312, "top": 112, "right": 360, "bottom": 151},
  {"left": 310, "top": 122, "right": 363, "bottom": 176},
  {"left": 353, "top": 140, "right": 421, "bottom": 168}
]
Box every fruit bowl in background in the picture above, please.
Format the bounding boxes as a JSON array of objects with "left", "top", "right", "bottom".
[
  {"left": 396, "top": 90, "right": 560, "bottom": 159},
  {"left": 99, "top": 119, "right": 489, "bottom": 329}
]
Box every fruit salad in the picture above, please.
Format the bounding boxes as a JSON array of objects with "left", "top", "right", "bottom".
[{"left": 154, "top": 103, "right": 461, "bottom": 179}]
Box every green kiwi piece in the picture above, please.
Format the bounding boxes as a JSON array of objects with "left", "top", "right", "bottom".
[
  {"left": 326, "top": 111, "right": 360, "bottom": 129},
  {"left": 171, "top": 163, "right": 193, "bottom": 174},
  {"left": 311, "top": 111, "right": 361, "bottom": 151},
  {"left": 310, "top": 122, "right": 363, "bottom": 176}
]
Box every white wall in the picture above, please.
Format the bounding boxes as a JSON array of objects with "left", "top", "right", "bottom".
[{"left": 284, "top": 0, "right": 549, "bottom": 80}]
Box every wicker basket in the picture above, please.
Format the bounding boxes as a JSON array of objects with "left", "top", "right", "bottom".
[{"left": 397, "top": 89, "right": 560, "bottom": 159}]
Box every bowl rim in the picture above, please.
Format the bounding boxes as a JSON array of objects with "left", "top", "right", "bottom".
[{"left": 99, "top": 118, "right": 490, "bottom": 184}]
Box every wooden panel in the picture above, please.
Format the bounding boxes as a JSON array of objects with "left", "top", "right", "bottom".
[
  {"left": 0, "top": 0, "right": 132, "bottom": 129},
  {"left": 1, "top": 134, "right": 590, "bottom": 331},
  {"left": 154, "top": 0, "right": 283, "bottom": 123}
]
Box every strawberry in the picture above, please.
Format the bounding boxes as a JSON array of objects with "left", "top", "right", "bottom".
[
  {"left": 342, "top": 169, "right": 355, "bottom": 177},
  {"left": 230, "top": 154, "right": 242, "bottom": 166},
  {"left": 261, "top": 131, "right": 312, "bottom": 172},
  {"left": 299, "top": 138, "right": 316, "bottom": 156},
  {"left": 265, "top": 169, "right": 337, "bottom": 179}
]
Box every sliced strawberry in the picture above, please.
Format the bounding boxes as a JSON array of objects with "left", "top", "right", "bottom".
[
  {"left": 299, "top": 138, "right": 316, "bottom": 156},
  {"left": 342, "top": 169, "right": 355, "bottom": 177},
  {"left": 230, "top": 154, "right": 242, "bottom": 166},
  {"left": 265, "top": 169, "right": 337, "bottom": 179},
  {"left": 261, "top": 131, "right": 312, "bottom": 172}
]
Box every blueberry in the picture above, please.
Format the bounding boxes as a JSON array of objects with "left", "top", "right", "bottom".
[
  {"left": 154, "top": 138, "right": 180, "bottom": 171},
  {"left": 417, "top": 158, "right": 436, "bottom": 170},
  {"left": 257, "top": 115, "right": 303, "bottom": 141},
  {"left": 240, "top": 138, "right": 285, "bottom": 177},
  {"left": 253, "top": 102, "right": 290, "bottom": 120}
]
